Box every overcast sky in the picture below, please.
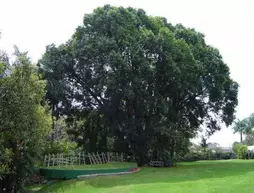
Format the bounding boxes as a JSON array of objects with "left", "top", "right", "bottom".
[{"left": 1, "top": 0, "right": 254, "bottom": 146}]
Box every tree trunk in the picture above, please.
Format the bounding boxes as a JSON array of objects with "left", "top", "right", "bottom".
[
  {"left": 170, "top": 140, "right": 175, "bottom": 159},
  {"left": 98, "top": 129, "right": 108, "bottom": 152},
  {"left": 240, "top": 131, "right": 243, "bottom": 143}
]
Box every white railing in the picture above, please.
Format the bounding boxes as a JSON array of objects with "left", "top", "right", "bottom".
[{"left": 43, "top": 152, "right": 124, "bottom": 167}]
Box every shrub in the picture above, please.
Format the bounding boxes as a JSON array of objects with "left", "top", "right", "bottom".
[
  {"left": 220, "top": 152, "right": 231, "bottom": 160},
  {"left": 44, "top": 140, "right": 78, "bottom": 155},
  {"left": 157, "top": 151, "right": 172, "bottom": 162},
  {"left": 178, "top": 152, "right": 207, "bottom": 162},
  {"left": 237, "top": 145, "right": 248, "bottom": 159},
  {"left": 24, "top": 171, "right": 45, "bottom": 186},
  {"left": 232, "top": 143, "right": 248, "bottom": 159},
  {"left": 178, "top": 151, "right": 236, "bottom": 162},
  {"left": 233, "top": 143, "right": 242, "bottom": 155}
]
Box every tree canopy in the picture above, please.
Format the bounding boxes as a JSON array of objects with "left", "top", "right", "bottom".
[
  {"left": 233, "top": 113, "right": 254, "bottom": 143},
  {"left": 0, "top": 51, "right": 51, "bottom": 192},
  {"left": 39, "top": 5, "right": 238, "bottom": 166}
]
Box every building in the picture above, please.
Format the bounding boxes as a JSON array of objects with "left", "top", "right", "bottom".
[
  {"left": 247, "top": 146, "right": 254, "bottom": 152},
  {"left": 220, "top": 147, "right": 233, "bottom": 153}
]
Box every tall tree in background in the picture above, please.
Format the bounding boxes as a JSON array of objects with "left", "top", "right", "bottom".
[
  {"left": 0, "top": 51, "right": 51, "bottom": 192},
  {"left": 39, "top": 5, "right": 238, "bottom": 166},
  {"left": 200, "top": 136, "right": 208, "bottom": 153},
  {"left": 243, "top": 132, "right": 254, "bottom": 146},
  {"left": 233, "top": 119, "right": 248, "bottom": 143},
  {"left": 233, "top": 114, "right": 254, "bottom": 143}
]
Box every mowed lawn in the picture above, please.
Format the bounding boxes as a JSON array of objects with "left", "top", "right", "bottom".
[{"left": 36, "top": 160, "right": 254, "bottom": 193}]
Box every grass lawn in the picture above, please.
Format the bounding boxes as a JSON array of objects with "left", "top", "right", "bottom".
[
  {"left": 32, "top": 160, "right": 254, "bottom": 193},
  {"left": 44, "top": 162, "right": 137, "bottom": 170}
]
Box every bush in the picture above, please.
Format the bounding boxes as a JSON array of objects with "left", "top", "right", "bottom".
[
  {"left": 44, "top": 140, "right": 78, "bottom": 155},
  {"left": 237, "top": 145, "right": 248, "bottom": 159},
  {"left": 24, "top": 171, "right": 45, "bottom": 186},
  {"left": 220, "top": 152, "right": 231, "bottom": 160},
  {"left": 233, "top": 143, "right": 248, "bottom": 159},
  {"left": 157, "top": 151, "right": 172, "bottom": 163},
  {"left": 233, "top": 143, "right": 242, "bottom": 155},
  {"left": 178, "top": 152, "right": 207, "bottom": 162},
  {"left": 178, "top": 151, "right": 236, "bottom": 162}
]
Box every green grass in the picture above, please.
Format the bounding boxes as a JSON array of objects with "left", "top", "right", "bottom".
[
  {"left": 44, "top": 162, "right": 137, "bottom": 170},
  {"left": 35, "top": 160, "right": 254, "bottom": 193}
]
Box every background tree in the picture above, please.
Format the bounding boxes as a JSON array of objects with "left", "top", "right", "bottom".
[
  {"left": 237, "top": 145, "right": 248, "bottom": 159},
  {"left": 233, "top": 119, "right": 248, "bottom": 143},
  {"left": 37, "top": 44, "right": 73, "bottom": 141},
  {"left": 232, "top": 142, "right": 248, "bottom": 159},
  {"left": 232, "top": 141, "right": 240, "bottom": 153},
  {"left": 233, "top": 114, "right": 254, "bottom": 143},
  {"left": 39, "top": 5, "right": 238, "bottom": 166},
  {"left": 189, "top": 142, "right": 202, "bottom": 153},
  {"left": 0, "top": 51, "right": 9, "bottom": 79},
  {"left": 0, "top": 51, "right": 51, "bottom": 192},
  {"left": 243, "top": 132, "right": 254, "bottom": 146},
  {"left": 200, "top": 136, "right": 208, "bottom": 153}
]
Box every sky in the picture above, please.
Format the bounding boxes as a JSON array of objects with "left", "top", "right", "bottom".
[{"left": 1, "top": 0, "right": 254, "bottom": 147}]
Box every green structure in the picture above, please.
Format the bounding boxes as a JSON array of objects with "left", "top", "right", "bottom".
[{"left": 40, "top": 167, "right": 137, "bottom": 179}]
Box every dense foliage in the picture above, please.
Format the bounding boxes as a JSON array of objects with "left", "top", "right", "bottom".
[
  {"left": 179, "top": 141, "right": 236, "bottom": 162},
  {"left": 39, "top": 5, "right": 238, "bottom": 166},
  {"left": 0, "top": 51, "right": 51, "bottom": 192},
  {"left": 233, "top": 143, "right": 248, "bottom": 159},
  {"left": 179, "top": 151, "right": 236, "bottom": 162}
]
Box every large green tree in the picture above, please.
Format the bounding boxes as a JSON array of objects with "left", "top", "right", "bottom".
[
  {"left": 0, "top": 51, "right": 51, "bottom": 192},
  {"left": 39, "top": 5, "right": 238, "bottom": 166}
]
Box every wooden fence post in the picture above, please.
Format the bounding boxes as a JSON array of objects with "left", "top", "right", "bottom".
[
  {"left": 52, "top": 154, "right": 55, "bottom": 166},
  {"left": 47, "top": 154, "right": 50, "bottom": 167},
  {"left": 97, "top": 152, "right": 102, "bottom": 164},
  {"left": 102, "top": 153, "right": 106, "bottom": 163},
  {"left": 93, "top": 153, "right": 98, "bottom": 164},
  {"left": 61, "top": 154, "right": 63, "bottom": 166},
  {"left": 65, "top": 154, "right": 68, "bottom": 167},
  {"left": 107, "top": 152, "right": 110, "bottom": 162},
  {"left": 121, "top": 153, "right": 123, "bottom": 162},
  {"left": 56, "top": 153, "right": 59, "bottom": 166},
  {"left": 44, "top": 155, "right": 47, "bottom": 167},
  {"left": 88, "top": 153, "right": 93, "bottom": 164}
]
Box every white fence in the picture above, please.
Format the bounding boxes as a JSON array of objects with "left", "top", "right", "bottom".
[{"left": 43, "top": 152, "right": 124, "bottom": 167}]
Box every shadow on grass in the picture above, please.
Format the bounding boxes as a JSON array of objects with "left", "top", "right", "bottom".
[{"left": 37, "top": 160, "right": 254, "bottom": 192}]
